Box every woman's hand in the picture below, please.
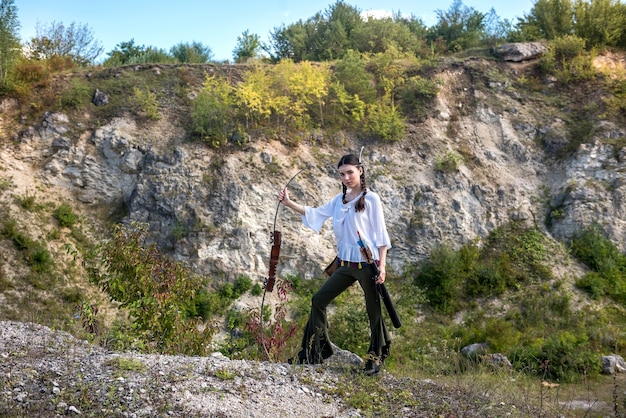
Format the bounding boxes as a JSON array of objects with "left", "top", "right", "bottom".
[
  {"left": 278, "top": 188, "right": 305, "bottom": 215},
  {"left": 376, "top": 268, "right": 386, "bottom": 284},
  {"left": 278, "top": 188, "right": 290, "bottom": 205}
]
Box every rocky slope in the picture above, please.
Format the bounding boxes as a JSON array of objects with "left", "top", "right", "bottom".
[{"left": 0, "top": 320, "right": 544, "bottom": 417}]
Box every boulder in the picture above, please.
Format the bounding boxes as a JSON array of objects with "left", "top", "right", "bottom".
[
  {"left": 493, "top": 42, "right": 547, "bottom": 62},
  {"left": 601, "top": 354, "right": 626, "bottom": 374}
]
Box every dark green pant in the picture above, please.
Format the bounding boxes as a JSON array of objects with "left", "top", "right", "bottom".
[{"left": 299, "top": 264, "right": 391, "bottom": 364}]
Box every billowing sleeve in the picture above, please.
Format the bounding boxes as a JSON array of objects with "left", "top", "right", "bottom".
[
  {"left": 368, "top": 193, "right": 392, "bottom": 249},
  {"left": 302, "top": 194, "right": 340, "bottom": 233}
]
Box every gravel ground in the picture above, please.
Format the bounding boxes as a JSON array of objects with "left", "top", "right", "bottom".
[{"left": 0, "top": 321, "right": 543, "bottom": 417}]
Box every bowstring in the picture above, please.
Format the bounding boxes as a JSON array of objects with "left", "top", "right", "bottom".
[{"left": 262, "top": 168, "right": 304, "bottom": 361}]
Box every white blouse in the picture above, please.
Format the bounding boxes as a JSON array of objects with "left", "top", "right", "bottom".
[{"left": 302, "top": 191, "right": 391, "bottom": 262}]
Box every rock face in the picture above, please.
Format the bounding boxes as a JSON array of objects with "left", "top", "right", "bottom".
[{"left": 3, "top": 59, "right": 626, "bottom": 287}]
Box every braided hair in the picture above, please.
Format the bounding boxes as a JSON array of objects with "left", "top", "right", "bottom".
[{"left": 338, "top": 154, "right": 367, "bottom": 212}]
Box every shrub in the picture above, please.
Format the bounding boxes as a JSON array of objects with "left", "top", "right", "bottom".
[
  {"left": 14, "top": 193, "right": 37, "bottom": 211},
  {"left": 399, "top": 75, "right": 440, "bottom": 117},
  {"left": 366, "top": 102, "right": 406, "bottom": 141},
  {"left": 525, "top": 331, "right": 600, "bottom": 382},
  {"left": 87, "top": 223, "right": 214, "bottom": 355},
  {"left": 59, "top": 79, "right": 92, "bottom": 109},
  {"left": 54, "top": 203, "right": 79, "bottom": 228},
  {"left": 26, "top": 241, "right": 53, "bottom": 273},
  {"left": 413, "top": 223, "right": 553, "bottom": 312},
  {"left": 435, "top": 151, "right": 463, "bottom": 173},
  {"left": 13, "top": 59, "right": 50, "bottom": 85},
  {"left": 539, "top": 36, "right": 596, "bottom": 84},
  {"left": 570, "top": 223, "right": 623, "bottom": 273},
  {"left": 414, "top": 244, "right": 466, "bottom": 313},
  {"left": 191, "top": 75, "right": 237, "bottom": 147},
  {"left": 1, "top": 217, "right": 33, "bottom": 251},
  {"left": 133, "top": 86, "right": 160, "bottom": 120},
  {"left": 329, "top": 286, "right": 370, "bottom": 355}
]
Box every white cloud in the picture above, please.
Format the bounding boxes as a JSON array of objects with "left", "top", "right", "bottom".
[{"left": 360, "top": 9, "right": 393, "bottom": 21}]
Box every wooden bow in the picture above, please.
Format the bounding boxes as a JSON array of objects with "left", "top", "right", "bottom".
[
  {"left": 260, "top": 169, "right": 303, "bottom": 360},
  {"left": 264, "top": 169, "right": 303, "bottom": 293}
]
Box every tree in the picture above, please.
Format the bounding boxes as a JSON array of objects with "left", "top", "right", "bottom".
[
  {"left": 233, "top": 30, "right": 261, "bottom": 63},
  {"left": 429, "top": 0, "right": 486, "bottom": 52},
  {"left": 333, "top": 50, "right": 376, "bottom": 104},
  {"left": 234, "top": 64, "right": 274, "bottom": 126},
  {"left": 170, "top": 41, "right": 213, "bottom": 63},
  {"left": 27, "top": 21, "right": 104, "bottom": 66},
  {"left": 265, "top": 1, "right": 363, "bottom": 62},
  {"left": 352, "top": 16, "right": 422, "bottom": 55},
  {"left": 482, "top": 8, "right": 512, "bottom": 47},
  {"left": 573, "top": 0, "right": 626, "bottom": 48},
  {"left": 518, "top": 0, "right": 574, "bottom": 40},
  {"left": 265, "top": 21, "right": 312, "bottom": 62},
  {"left": 0, "top": 0, "right": 20, "bottom": 87},
  {"left": 316, "top": 0, "right": 363, "bottom": 60},
  {"left": 103, "top": 39, "right": 146, "bottom": 66}
]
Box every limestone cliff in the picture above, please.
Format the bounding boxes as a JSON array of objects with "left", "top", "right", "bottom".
[{"left": 1, "top": 57, "right": 624, "bottom": 288}]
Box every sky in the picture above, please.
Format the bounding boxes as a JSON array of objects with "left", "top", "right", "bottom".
[{"left": 16, "top": 0, "right": 535, "bottom": 63}]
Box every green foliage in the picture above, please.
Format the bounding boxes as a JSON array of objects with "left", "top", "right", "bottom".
[
  {"left": 538, "top": 35, "right": 596, "bottom": 84},
  {"left": 127, "top": 47, "right": 176, "bottom": 65},
  {"left": 435, "top": 150, "right": 463, "bottom": 173},
  {"left": 414, "top": 244, "right": 466, "bottom": 313},
  {"left": 170, "top": 41, "right": 213, "bottom": 63},
  {"left": 184, "top": 275, "right": 252, "bottom": 320},
  {"left": 264, "top": 0, "right": 441, "bottom": 62},
  {"left": 366, "top": 102, "right": 405, "bottom": 141},
  {"left": 103, "top": 41, "right": 177, "bottom": 65},
  {"left": 325, "top": 81, "right": 366, "bottom": 128},
  {"left": 54, "top": 202, "right": 79, "bottom": 228},
  {"left": 398, "top": 75, "right": 440, "bottom": 117},
  {"left": 525, "top": 0, "right": 575, "bottom": 40},
  {"left": 0, "top": 0, "right": 21, "bottom": 88},
  {"left": 251, "top": 283, "right": 262, "bottom": 296},
  {"left": 26, "top": 241, "right": 53, "bottom": 273},
  {"left": 1, "top": 217, "right": 33, "bottom": 251},
  {"left": 603, "top": 76, "right": 626, "bottom": 118},
  {"left": 516, "top": 0, "right": 626, "bottom": 49},
  {"left": 14, "top": 193, "right": 37, "bottom": 211},
  {"left": 333, "top": 50, "right": 377, "bottom": 104},
  {"left": 1, "top": 216, "right": 53, "bottom": 274},
  {"left": 571, "top": 223, "right": 626, "bottom": 303},
  {"left": 328, "top": 286, "right": 371, "bottom": 354},
  {"left": 414, "top": 222, "right": 553, "bottom": 313},
  {"left": 59, "top": 78, "right": 92, "bottom": 109},
  {"left": 513, "top": 330, "right": 600, "bottom": 382},
  {"left": 133, "top": 86, "right": 160, "bottom": 120},
  {"left": 105, "top": 357, "right": 147, "bottom": 375},
  {"left": 571, "top": 223, "right": 623, "bottom": 273},
  {"left": 191, "top": 74, "right": 237, "bottom": 147},
  {"left": 562, "top": 104, "right": 597, "bottom": 155},
  {"left": 574, "top": 0, "right": 626, "bottom": 48},
  {"left": 428, "top": 0, "right": 486, "bottom": 53},
  {"left": 233, "top": 30, "right": 261, "bottom": 63},
  {"left": 103, "top": 39, "right": 146, "bottom": 66},
  {"left": 87, "top": 223, "right": 213, "bottom": 355}
]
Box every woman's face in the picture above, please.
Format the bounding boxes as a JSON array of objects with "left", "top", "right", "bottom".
[{"left": 338, "top": 164, "right": 362, "bottom": 189}]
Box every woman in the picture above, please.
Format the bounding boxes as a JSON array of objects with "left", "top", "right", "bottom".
[{"left": 278, "top": 153, "right": 392, "bottom": 375}]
